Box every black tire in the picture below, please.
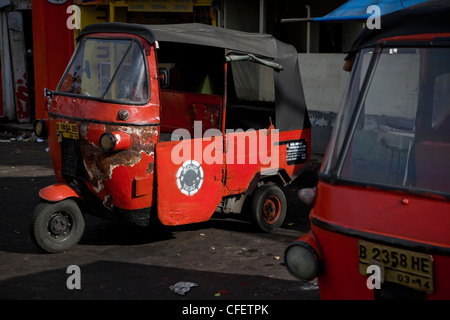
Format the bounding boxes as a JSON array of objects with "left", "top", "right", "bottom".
[
  {"left": 251, "top": 184, "right": 287, "bottom": 232},
  {"left": 30, "top": 199, "right": 85, "bottom": 253}
]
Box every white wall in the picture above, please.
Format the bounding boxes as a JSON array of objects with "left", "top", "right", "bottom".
[
  {"left": 298, "top": 53, "right": 349, "bottom": 153},
  {"left": 299, "top": 53, "right": 349, "bottom": 113}
]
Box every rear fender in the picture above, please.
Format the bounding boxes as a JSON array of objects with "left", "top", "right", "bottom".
[{"left": 39, "top": 183, "right": 83, "bottom": 202}]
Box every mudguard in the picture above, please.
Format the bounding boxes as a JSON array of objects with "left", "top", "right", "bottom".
[{"left": 39, "top": 183, "right": 83, "bottom": 202}]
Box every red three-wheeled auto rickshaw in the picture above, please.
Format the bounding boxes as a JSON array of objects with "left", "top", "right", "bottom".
[
  {"left": 32, "top": 23, "right": 313, "bottom": 253},
  {"left": 285, "top": 0, "right": 450, "bottom": 299}
]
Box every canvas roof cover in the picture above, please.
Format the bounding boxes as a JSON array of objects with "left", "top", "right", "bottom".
[
  {"left": 78, "top": 23, "right": 310, "bottom": 131},
  {"left": 79, "top": 22, "right": 297, "bottom": 59}
]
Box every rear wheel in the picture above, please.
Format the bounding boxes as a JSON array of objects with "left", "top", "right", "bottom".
[
  {"left": 252, "top": 184, "right": 287, "bottom": 232},
  {"left": 30, "top": 199, "right": 85, "bottom": 253}
]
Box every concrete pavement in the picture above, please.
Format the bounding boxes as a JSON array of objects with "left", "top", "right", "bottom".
[{"left": 0, "top": 125, "right": 320, "bottom": 304}]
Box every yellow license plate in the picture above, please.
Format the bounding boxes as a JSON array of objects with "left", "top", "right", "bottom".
[
  {"left": 358, "top": 240, "right": 433, "bottom": 293},
  {"left": 56, "top": 122, "right": 79, "bottom": 140}
]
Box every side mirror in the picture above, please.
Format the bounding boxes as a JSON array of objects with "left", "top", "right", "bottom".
[
  {"left": 343, "top": 54, "right": 355, "bottom": 72},
  {"left": 158, "top": 67, "right": 170, "bottom": 88}
]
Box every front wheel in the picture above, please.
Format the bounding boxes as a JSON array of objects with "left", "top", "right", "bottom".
[
  {"left": 251, "top": 184, "right": 287, "bottom": 232},
  {"left": 30, "top": 199, "right": 85, "bottom": 253}
]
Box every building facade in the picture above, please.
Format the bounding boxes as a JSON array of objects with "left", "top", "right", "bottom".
[
  {"left": 1, "top": 0, "right": 359, "bottom": 153},
  {"left": 0, "top": 0, "right": 32, "bottom": 123}
]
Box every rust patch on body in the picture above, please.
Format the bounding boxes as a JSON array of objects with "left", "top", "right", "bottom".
[
  {"left": 81, "top": 125, "right": 156, "bottom": 177},
  {"left": 77, "top": 123, "right": 157, "bottom": 208}
]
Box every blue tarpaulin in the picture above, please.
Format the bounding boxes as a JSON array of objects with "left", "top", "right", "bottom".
[{"left": 314, "top": 0, "right": 431, "bottom": 22}]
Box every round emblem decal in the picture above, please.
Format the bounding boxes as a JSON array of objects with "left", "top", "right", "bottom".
[{"left": 176, "top": 160, "right": 204, "bottom": 196}]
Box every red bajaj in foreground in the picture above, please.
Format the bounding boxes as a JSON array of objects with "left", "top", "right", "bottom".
[
  {"left": 32, "top": 23, "right": 312, "bottom": 253},
  {"left": 285, "top": 1, "right": 450, "bottom": 299}
]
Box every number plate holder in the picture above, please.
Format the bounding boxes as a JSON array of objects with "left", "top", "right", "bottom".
[
  {"left": 358, "top": 240, "right": 433, "bottom": 293},
  {"left": 56, "top": 122, "right": 79, "bottom": 140}
]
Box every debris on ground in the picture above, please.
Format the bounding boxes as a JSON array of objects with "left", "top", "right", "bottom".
[{"left": 169, "top": 281, "right": 198, "bottom": 296}]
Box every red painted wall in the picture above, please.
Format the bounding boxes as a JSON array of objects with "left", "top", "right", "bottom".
[
  {"left": 0, "top": 65, "right": 2, "bottom": 117},
  {"left": 32, "top": 0, "right": 75, "bottom": 119}
]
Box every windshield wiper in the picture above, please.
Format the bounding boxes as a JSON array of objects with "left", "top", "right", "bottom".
[
  {"left": 226, "top": 54, "right": 283, "bottom": 71},
  {"left": 102, "top": 41, "right": 136, "bottom": 99}
]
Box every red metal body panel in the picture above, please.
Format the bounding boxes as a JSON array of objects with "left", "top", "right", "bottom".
[
  {"left": 155, "top": 127, "right": 311, "bottom": 225},
  {"left": 275, "top": 129, "right": 311, "bottom": 177},
  {"left": 50, "top": 95, "right": 160, "bottom": 125},
  {"left": 156, "top": 138, "right": 224, "bottom": 225},
  {"left": 160, "top": 90, "right": 222, "bottom": 135},
  {"left": 312, "top": 225, "right": 450, "bottom": 300},
  {"left": 47, "top": 116, "right": 158, "bottom": 211},
  {"left": 310, "top": 181, "right": 450, "bottom": 299},
  {"left": 312, "top": 182, "right": 450, "bottom": 245},
  {"left": 224, "top": 128, "right": 310, "bottom": 195}
]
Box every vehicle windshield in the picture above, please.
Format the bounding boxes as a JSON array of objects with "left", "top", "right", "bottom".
[
  {"left": 57, "top": 38, "right": 148, "bottom": 104},
  {"left": 322, "top": 47, "right": 450, "bottom": 195}
]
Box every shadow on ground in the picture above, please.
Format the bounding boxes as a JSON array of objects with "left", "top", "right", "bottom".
[{"left": 0, "top": 260, "right": 319, "bottom": 300}]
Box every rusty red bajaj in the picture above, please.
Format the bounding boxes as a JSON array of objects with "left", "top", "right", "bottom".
[
  {"left": 284, "top": 1, "right": 450, "bottom": 299},
  {"left": 32, "top": 23, "right": 312, "bottom": 253}
]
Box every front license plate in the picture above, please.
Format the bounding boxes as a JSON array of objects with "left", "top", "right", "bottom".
[
  {"left": 358, "top": 240, "right": 433, "bottom": 293},
  {"left": 56, "top": 122, "right": 79, "bottom": 140}
]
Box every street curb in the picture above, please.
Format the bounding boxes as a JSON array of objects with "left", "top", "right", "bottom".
[{"left": 0, "top": 122, "right": 33, "bottom": 136}]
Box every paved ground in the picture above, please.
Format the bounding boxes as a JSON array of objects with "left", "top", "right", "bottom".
[{"left": 0, "top": 127, "right": 320, "bottom": 304}]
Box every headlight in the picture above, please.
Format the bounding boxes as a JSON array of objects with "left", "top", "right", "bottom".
[
  {"left": 100, "top": 131, "right": 132, "bottom": 152},
  {"left": 100, "top": 133, "right": 115, "bottom": 152},
  {"left": 285, "top": 241, "right": 320, "bottom": 281},
  {"left": 33, "top": 119, "right": 47, "bottom": 138}
]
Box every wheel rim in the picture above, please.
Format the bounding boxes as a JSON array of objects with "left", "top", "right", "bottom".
[
  {"left": 262, "top": 196, "right": 282, "bottom": 224},
  {"left": 47, "top": 211, "right": 72, "bottom": 240}
]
